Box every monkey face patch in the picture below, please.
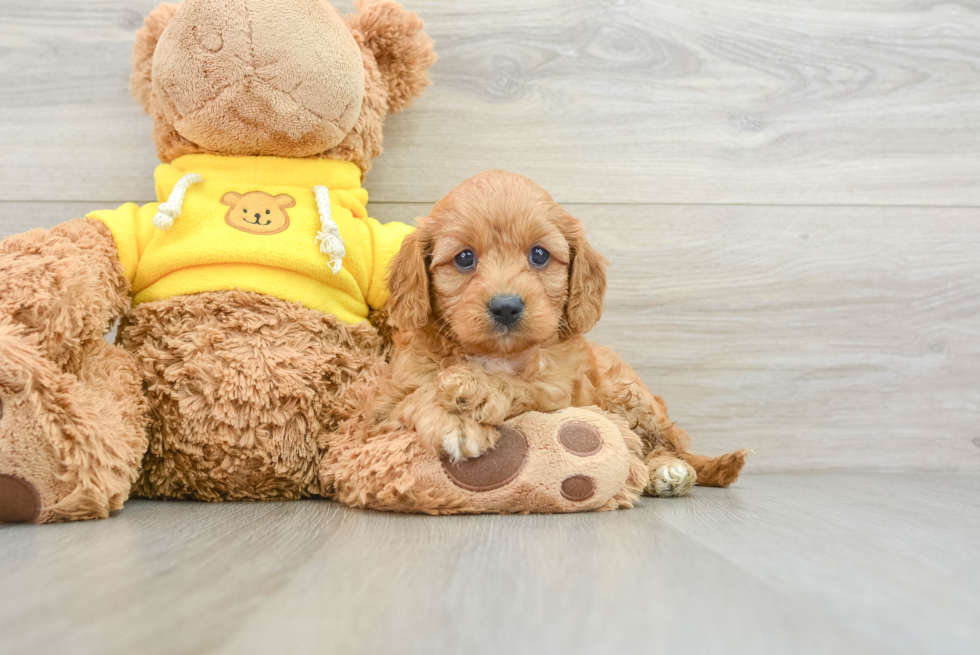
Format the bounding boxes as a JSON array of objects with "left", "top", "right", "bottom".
[{"left": 220, "top": 191, "right": 296, "bottom": 235}]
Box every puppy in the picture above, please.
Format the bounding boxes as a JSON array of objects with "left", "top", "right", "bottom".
[{"left": 376, "top": 170, "right": 746, "bottom": 496}]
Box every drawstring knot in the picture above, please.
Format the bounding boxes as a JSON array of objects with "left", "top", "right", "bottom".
[
  {"left": 312, "top": 185, "right": 346, "bottom": 275},
  {"left": 153, "top": 173, "right": 203, "bottom": 230}
]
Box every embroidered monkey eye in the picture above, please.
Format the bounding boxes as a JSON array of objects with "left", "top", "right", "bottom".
[
  {"left": 266, "top": 210, "right": 270, "bottom": 214},
  {"left": 454, "top": 249, "right": 476, "bottom": 271},
  {"left": 529, "top": 246, "right": 550, "bottom": 267},
  {"left": 243, "top": 208, "right": 247, "bottom": 213}
]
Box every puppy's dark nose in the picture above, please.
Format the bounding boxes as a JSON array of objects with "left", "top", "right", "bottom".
[{"left": 488, "top": 295, "right": 524, "bottom": 327}]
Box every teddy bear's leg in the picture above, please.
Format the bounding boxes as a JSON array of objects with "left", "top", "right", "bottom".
[
  {"left": 0, "top": 321, "right": 148, "bottom": 523},
  {"left": 0, "top": 218, "right": 147, "bottom": 523},
  {"left": 325, "top": 406, "right": 648, "bottom": 514}
]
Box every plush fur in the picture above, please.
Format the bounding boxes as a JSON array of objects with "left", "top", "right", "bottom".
[
  {"left": 0, "top": 317, "right": 148, "bottom": 523},
  {"left": 341, "top": 171, "right": 747, "bottom": 504},
  {"left": 0, "top": 220, "right": 130, "bottom": 372},
  {"left": 122, "top": 289, "right": 384, "bottom": 501},
  {"left": 0, "top": 0, "right": 435, "bottom": 523}
]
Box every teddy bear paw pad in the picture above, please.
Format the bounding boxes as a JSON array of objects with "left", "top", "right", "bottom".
[
  {"left": 441, "top": 425, "right": 528, "bottom": 492},
  {"left": 0, "top": 474, "right": 41, "bottom": 523},
  {"left": 560, "top": 474, "right": 596, "bottom": 501},
  {"left": 557, "top": 422, "right": 603, "bottom": 456}
]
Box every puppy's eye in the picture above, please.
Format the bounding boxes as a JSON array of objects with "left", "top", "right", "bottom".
[
  {"left": 529, "top": 246, "right": 550, "bottom": 267},
  {"left": 454, "top": 249, "right": 476, "bottom": 270}
]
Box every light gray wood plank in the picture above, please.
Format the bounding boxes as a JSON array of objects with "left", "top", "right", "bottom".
[
  {"left": 2, "top": 1, "right": 979, "bottom": 205},
  {"left": 0, "top": 473, "right": 977, "bottom": 654},
  {"left": 3, "top": 201, "right": 978, "bottom": 472}
]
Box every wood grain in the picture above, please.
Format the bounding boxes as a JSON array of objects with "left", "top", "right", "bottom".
[
  {"left": 0, "top": 473, "right": 977, "bottom": 655},
  {"left": 3, "top": 201, "right": 978, "bottom": 472},
  {"left": 1, "top": 0, "right": 979, "bottom": 205}
]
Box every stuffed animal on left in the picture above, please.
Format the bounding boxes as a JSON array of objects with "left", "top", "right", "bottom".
[{"left": 0, "top": 0, "right": 436, "bottom": 523}]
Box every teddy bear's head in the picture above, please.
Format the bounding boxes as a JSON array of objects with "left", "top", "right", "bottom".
[{"left": 130, "top": 0, "right": 436, "bottom": 176}]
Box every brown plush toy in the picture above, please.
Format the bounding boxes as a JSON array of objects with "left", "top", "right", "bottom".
[{"left": 0, "top": 0, "right": 438, "bottom": 523}]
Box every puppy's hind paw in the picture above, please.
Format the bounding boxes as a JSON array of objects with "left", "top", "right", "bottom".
[{"left": 647, "top": 460, "right": 696, "bottom": 498}]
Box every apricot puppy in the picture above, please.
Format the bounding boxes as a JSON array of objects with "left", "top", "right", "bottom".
[{"left": 375, "top": 170, "right": 747, "bottom": 496}]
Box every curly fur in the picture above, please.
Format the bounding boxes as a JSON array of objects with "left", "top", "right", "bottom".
[{"left": 379, "top": 171, "right": 747, "bottom": 493}]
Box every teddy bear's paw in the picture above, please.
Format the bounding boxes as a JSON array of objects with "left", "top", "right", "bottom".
[
  {"left": 0, "top": 328, "right": 145, "bottom": 523},
  {"left": 0, "top": 389, "right": 56, "bottom": 523},
  {"left": 0, "top": 472, "right": 41, "bottom": 524},
  {"left": 647, "top": 459, "right": 697, "bottom": 498},
  {"left": 0, "top": 335, "right": 53, "bottom": 523},
  {"left": 435, "top": 407, "right": 634, "bottom": 513}
]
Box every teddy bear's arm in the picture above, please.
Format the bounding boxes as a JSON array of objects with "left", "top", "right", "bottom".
[
  {"left": 0, "top": 218, "right": 131, "bottom": 369},
  {"left": 85, "top": 202, "right": 160, "bottom": 285}
]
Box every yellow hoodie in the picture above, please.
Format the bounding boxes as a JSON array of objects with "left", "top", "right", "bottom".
[{"left": 88, "top": 154, "right": 413, "bottom": 324}]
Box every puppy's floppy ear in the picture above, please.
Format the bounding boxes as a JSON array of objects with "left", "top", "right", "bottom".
[
  {"left": 561, "top": 212, "right": 607, "bottom": 336},
  {"left": 386, "top": 228, "right": 431, "bottom": 331},
  {"left": 130, "top": 3, "right": 181, "bottom": 113},
  {"left": 345, "top": 0, "right": 437, "bottom": 114}
]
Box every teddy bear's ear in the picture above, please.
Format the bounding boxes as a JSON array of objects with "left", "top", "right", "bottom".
[
  {"left": 345, "top": 0, "right": 437, "bottom": 114},
  {"left": 130, "top": 3, "right": 181, "bottom": 113}
]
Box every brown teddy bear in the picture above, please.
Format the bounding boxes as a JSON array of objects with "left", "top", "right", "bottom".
[{"left": 0, "top": 0, "right": 438, "bottom": 523}]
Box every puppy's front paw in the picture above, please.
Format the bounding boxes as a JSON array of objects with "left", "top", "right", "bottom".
[
  {"left": 437, "top": 368, "right": 510, "bottom": 425},
  {"left": 440, "top": 420, "right": 499, "bottom": 462},
  {"left": 647, "top": 460, "right": 696, "bottom": 497}
]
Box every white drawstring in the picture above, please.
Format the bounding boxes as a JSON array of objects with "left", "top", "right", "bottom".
[
  {"left": 153, "top": 173, "right": 203, "bottom": 230},
  {"left": 312, "top": 185, "right": 346, "bottom": 275}
]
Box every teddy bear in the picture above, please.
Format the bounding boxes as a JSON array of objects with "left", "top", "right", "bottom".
[{"left": 0, "top": 0, "right": 438, "bottom": 523}]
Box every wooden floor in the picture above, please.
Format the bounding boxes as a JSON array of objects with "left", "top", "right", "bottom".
[{"left": 0, "top": 473, "right": 977, "bottom": 655}]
